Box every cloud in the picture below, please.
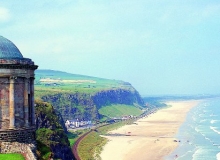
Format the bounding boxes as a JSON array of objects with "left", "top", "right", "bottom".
[{"left": 0, "top": 7, "right": 10, "bottom": 21}]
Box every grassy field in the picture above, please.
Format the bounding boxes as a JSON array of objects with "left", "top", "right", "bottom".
[
  {"left": 35, "top": 69, "right": 134, "bottom": 98},
  {"left": 0, "top": 153, "right": 25, "bottom": 160},
  {"left": 98, "top": 104, "right": 143, "bottom": 118}
]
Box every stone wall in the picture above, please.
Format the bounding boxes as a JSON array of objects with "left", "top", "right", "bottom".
[
  {"left": 0, "top": 79, "right": 9, "bottom": 129},
  {"left": 0, "top": 129, "right": 37, "bottom": 159},
  {"left": 0, "top": 129, "right": 35, "bottom": 143},
  {"left": 0, "top": 142, "right": 36, "bottom": 160},
  {"left": 0, "top": 76, "right": 35, "bottom": 129}
]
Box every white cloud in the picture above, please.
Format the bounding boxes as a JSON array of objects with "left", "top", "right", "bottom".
[{"left": 0, "top": 7, "right": 10, "bottom": 21}]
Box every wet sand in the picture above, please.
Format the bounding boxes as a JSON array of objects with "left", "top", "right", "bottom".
[{"left": 100, "top": 100, "right": 201, "bottom": 160}]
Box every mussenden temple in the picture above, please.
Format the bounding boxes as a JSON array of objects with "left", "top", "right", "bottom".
[{"left": 0, "top": 36, "right": 38, "bottom": 159}]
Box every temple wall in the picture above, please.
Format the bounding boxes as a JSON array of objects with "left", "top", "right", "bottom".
[
  {"left": 0, "top": 76, "right": 34, "bottom": 129},
  {"left": 0, "top": 36, "right": 38, "bottom": 159},
  {"left": 14, "top": 78, "right": 25, "bottom": 127},
  {"left": 0, "top": 79, "right": 9, "bottom": 129}
]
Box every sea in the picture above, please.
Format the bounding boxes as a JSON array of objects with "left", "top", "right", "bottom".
[{"left": 165, "top": 98, "right": 220, "bottom": 160}]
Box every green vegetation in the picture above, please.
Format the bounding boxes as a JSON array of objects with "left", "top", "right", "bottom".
[
  {"left": 35, "top": 100, "right": 72, "bottom": 160},
  {"left": 36, "top": 140, "right": 51, "bottom": 160},
  {"left": 0, "top": 153, "right": 25, "bottom": 160},
  {"left": 78, "top": 131, "right": 108, "bottom": 160},
  {"left": 34, "top": 70, "right": 144, "bottom": 122},
  {"left": 35, "top": 100, "right": 64, "bottom": 130},
  {"left": 99, "top": 104, "right": 143, "bottom": 118},
  {"left": 35, "top": 69, "right": 134, "bottom": 98},
  {"left": 67, "top": 130, "right": 89, "bottom": 147}
]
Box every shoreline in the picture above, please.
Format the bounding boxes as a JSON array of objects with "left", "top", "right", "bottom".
[{"left": 100, "top": 100, "right": 202, "bottom": 160}]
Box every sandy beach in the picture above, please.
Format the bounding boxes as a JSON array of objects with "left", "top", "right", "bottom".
[{"left": 100, "top": 100, "right": 201, "bottom": 160}]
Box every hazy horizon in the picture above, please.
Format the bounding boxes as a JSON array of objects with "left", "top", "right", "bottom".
[{"left": 1, "top": 1, "right": 220, "bottom": 95}]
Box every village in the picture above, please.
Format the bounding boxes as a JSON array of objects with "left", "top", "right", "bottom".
[
  {"left": 64, "top": 115, "right": 137, "bottom": 130},
  {"left": 64, "top": 108, "right": 158, "bottom": 131}
]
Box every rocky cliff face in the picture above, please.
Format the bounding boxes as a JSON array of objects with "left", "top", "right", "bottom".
[
  {"left": 41, "top": 88, "right": 144, "bottom": 121},
  {"left": 92, "top": 89, "right": 144, "bottom": 108},
  {"left": 35, "top": 100, "right": 75, "bottom": 160}
]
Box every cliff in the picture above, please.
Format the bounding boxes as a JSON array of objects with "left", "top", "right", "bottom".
[
  {"left": 92, "top": 89, "right": 144, "bottom": 108},
  {"left": 40, "top": 88, "right": 144, "bottom": 121},
  {"left": 35, "top": 70, "right": 145, "bottom": 121},
  {"left": 35, "top": 100, "right": 74, "bottom": 160}
]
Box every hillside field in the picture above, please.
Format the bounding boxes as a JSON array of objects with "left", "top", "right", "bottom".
[
  {"left": 35, "top": 70, "right": 134, "bottom": 97},
  {"left": 98, "top": 104, "right": 143, "bottom": 118}
]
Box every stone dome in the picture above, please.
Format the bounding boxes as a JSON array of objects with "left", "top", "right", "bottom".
[{"left": 0, "top": 36, "right": 23, "bottom": 59}]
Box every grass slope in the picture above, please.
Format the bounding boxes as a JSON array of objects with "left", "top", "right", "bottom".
[
  {"left": 0, "top": 153, "right": 25, "bottom": 160},
  {"left": 35, "top": 69, "right": 134, "bottom": 98},
  {"left": 78, "top": 131, "right": 107, "bottom": 160},
  {"left": 67, "top": 130, "right": 89, "bottom": 147},
  {"left": 98, "top": 104, "right": 143, "bottom": 118}
]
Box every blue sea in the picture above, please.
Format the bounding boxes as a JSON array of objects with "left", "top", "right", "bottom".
[{"left": 165, "top": 98, "right": 220, "bottom": 160}]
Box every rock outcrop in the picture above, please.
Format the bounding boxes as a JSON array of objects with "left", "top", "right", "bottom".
[
  {"left": 35, "top": 100, "right": 74, "bottom": 160},
  {"left": 92, "top": 89, "right": 144, "bottom": 108}
]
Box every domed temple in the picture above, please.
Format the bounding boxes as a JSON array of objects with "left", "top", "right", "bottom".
[{"left": 0, "top": 36, "right": 38, "bottom": 157}]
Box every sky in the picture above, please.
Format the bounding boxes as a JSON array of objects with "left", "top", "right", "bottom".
[{"left": 1, "top": 0, "right": 220, "bottom": 96}]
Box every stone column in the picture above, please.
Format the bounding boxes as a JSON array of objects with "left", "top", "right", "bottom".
[
  {"left": 9, "top": 77, "right": 15, "bottom": 129},
  {"left": 30, "top": 78, "right": 35, "bottom": 126},
  {"left": 24, "top": 78, "right": 29, "bottom": 127}
]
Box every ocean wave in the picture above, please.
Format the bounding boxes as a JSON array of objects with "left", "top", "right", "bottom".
[
  {"left": 199, "top": 132, "right": 213, "bottom": 144},
  {"left": 201, "top": 133, "right": 205, "bottom": 137},
  {"left": 200, "top": 119, "right": 207, "bottom": 123},
  {"left": 204, "top": 136, "right": 211, "bottom": 142},
  {"left": 210, "top": 126, "right": 220, "bottom": 135},
  {"left": 194, "top": 126, "right": 205, "bottom": 135},
  {"left": 210, "top": 120, "right": 219, "bottom": 124},
  {"left": 200, "top": 133, "right": 212, "bottom": 144},
  {"left": 216, "top": 152, "right": 220, "bottom": 160},
  {"left": 192, "top": 147, "right": 216, "bottom": 160},
  {"left": 177, "top": 150, "right": 193, "bottom": 159},
  {"left": 195, "top": 127, "right": 201, "bottom": 133},
  {"left": 192, "top": 147, "right": 204, "bottom": 160}
]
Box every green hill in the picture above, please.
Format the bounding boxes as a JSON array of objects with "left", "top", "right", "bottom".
[
  {"left": 35, "top": 70, "right": 145, "bottom": 121},
  {"left": 35, "top": 69, "right": 133, "bottom": 96}
]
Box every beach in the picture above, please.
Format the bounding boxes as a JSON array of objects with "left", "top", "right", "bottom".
[{"left": 100, "top": 100, "right": 201, "bottom": 160}]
